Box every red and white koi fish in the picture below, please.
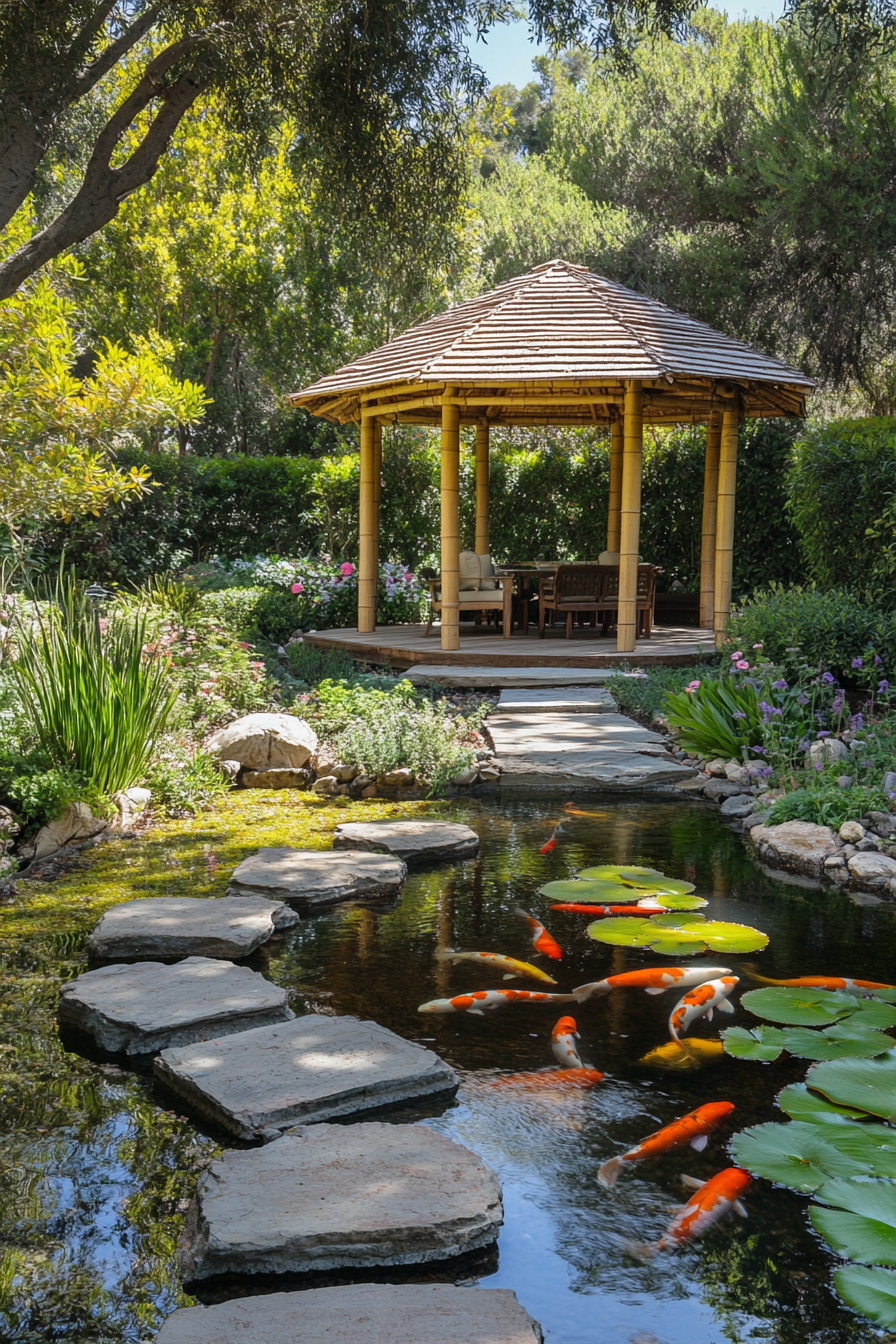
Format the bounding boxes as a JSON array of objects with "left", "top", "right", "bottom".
[
  {"left": 750, "top": 974, "right": 895, "bottom": 996},
  {"left": 540, "top": 821, "right": 561, "bottom": 854},
  {"left": 515, "top": 908, "right": 563, "bottom": 960},
  {"left": 551, "top": 899, "right": 670, "bottom": 917},
  {"left": 573, "top": 966, "right": 732, "bottom": 1002},
  {"left": 418, "top": 989, "right": 577, "bottom": 1015},
  {"left": 669, "top": 977, "right": 739, "bottom": 1040},
  {"left": 633, "top": 1167, "right": 751, "bottom": 1257},
  {"left": 598, "top": 1101, "right": 735, "bottom": 1188},
  {"left": 436, "top": 950, "right": 557, "bottom": 985},
  {"left": 552, "top": 1015, "right": 585, "bottom": 1068},
  {"left": 490, "top": 1067, "right": 605, "bottom": 1090}
]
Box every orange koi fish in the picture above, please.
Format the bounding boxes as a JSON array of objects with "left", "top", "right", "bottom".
[
  {"left": 669, "top": 977, "right": 739, "bottom": 1040},
  {"left": 540, "top": 821, "right": 561, "bottom": 854},
  {"left": 598, "top": 1102, "right": 735, "bottom": 1188},
  {"left": 436, "top": 950, "right": 557, "bottom": 985},
  {"left": 750, "top": 974, "right": 895, "bottom": 995},
  {"left": 515, "top": 908, "right": 563, "bottom": 960},
  {"left": 418, "top": 989, "right": 577, "bottom": 1016},
  {"left": 551, "top": 900, "right": 669, "bottom": 917},
  {"left": 490, "top": 1067, "right": 605, "bottom": 1090},
  {"left": 552, "top": 1015, "right": 585, "bottom": 1068},
  {"left": 573, "top": 966, "right": 732, "bottom": 1002},
  {"left": 634, "top": 1167, "right": 751, "bottom": 1256}
]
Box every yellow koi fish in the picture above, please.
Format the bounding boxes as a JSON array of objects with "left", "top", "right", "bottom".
[{"left": 436, "top": 950, "right": 557, "bottom": 985}]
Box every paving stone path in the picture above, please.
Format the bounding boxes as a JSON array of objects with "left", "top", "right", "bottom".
[
  {"left": 179, "top": 1121, "right": 502, "bottom": 1281},
  {"left": 405, "top": 663, "right": 616, "bottom": 688},
  {"left": 88, "top": 896, "right": 296, "bottom": 962},
  {"left": 228, "top": 846, "right": 407, "bottom": 908},
  {"left": 488, "top": 691, "right": 695, "bottom": 791},
  {"left": 332, "top": 819, "right": 479, "bottom": 863}
]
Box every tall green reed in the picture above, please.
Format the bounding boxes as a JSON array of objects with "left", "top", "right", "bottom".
[{"left": 12, "top": 572, "right": 178, "bottom": 795}]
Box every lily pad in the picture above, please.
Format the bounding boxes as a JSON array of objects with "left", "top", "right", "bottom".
[
  {"left": 587, "top": 912, "right": 768, "bottom": 957},
  {"left": 812, "top": 1178, "right": 896, "bottom": 1266},
  {"left": 723, "top": 1025, "right": 787, "bottom": 1061},
  {"left": 834, "top": 1264, "right": 896, "bottom": 1330},
  {"left": 777, "top": 1083, "right": 869, "bottom": 1124},
  {"left": 741, "top": 986, "right": 860, "bottom": 1026},
  {"left": 538, "top": 879, "right": 639, "bottom": 903},
  {"left": 580, "top": 866, "right": 697, "bottom": 896},
  {"left": 808, "top": 1053, "right": 896, "bottom": 1123},
  {"left": 645, "top": 893, "right": 709, "bottom": 911},
  {"left": 730, "top": 1121, "right": 873, "bottom": 1192},
  {"left": 851, "top": 998, "right": 896, "bottom": 1030},
  {"left": 780, "top": 1021, "right": 895, "bottom": 1062},
  {"left": 578, "top": 865, "right": 664, "bottom": 881}
]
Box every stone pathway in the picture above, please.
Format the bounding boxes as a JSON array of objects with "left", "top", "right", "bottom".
[
  {"left": 496, "top": 686, "right": 615, "bottom": 714},
  {"left": 179, "top": 1121, "right": 502, "bottom": 1282},
  {"left": 155, "top": 1282, "right": 543, "bottom": 1344},
  {"left": 58, "top": 957, "right": 292, "bottom": 1055},
  {"left": 227, "top": 847, "right": 407, "bottom": 908},
  {"left": 488, "top": 693, "right": 695, "bottom": 791},
  {"left": 333, "top": 820, "right": 479, "bottom": 863},
  {"left": 154, "top": 1013, "right": 459, "bottom": 1139},
  {"left": 88, "top": 896, "right": 296, "bottom": 962},
  {"left": 405, "top": 663, "right": 617, "bottom": 688}
]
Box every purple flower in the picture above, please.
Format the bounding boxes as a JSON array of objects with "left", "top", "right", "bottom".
[
  {"left": 822, "top": 673, "right": 836, "bottom": 685},
  {"left": 759, "top": 766, "right": 774, "bottom": 778},
  {"left": 797, "top": 692, "right": 809, "bottom": 706},
  {"left": 852, "top": 658, "right": 864, "bottom": 669},
  {"left": 875, "top": 655, "right": 883, "bottom": 665},
  {"left": 732, "top": 710, "right": 747, "bottom": 720},
  {"left": 752, "top": 745, "right": 768, "bottom": 756},
  {"left": 817, "top": 730, "right": 832, "bottom": 738},
  {"left": 850, "top": 713, "right": 864, "bottom": 730},
  {"left": 861, "top": 759, "right": 873, "bottom": 769},
  {"left": 814, "top": 761, "right": 824, "bottom": 772},
  {"left": 772, "top": 679, "right": 788, "bottom": 690},
  {"left": 880, "top": 680, "right": 890, "bottom": 692}
]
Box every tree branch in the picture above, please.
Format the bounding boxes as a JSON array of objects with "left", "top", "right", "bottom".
[{"left": 70, "top": 3, "right": 165, "bottom": 102}]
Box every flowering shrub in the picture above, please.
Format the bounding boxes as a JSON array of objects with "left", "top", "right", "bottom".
[
  {"left": 145, "top": 614, "right": 271, "bottom": 729},
  {"left": 337, "top": 692, "right": 474, "bottom": 794}
]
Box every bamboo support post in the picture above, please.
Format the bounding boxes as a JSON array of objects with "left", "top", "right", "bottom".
[
  {"left": 617, "top": 382, "right": 643, "bottom": 653},
  {"left": 373, "top": 419, "right": 382, "bottom": 591},
  {"left": 358, "top": 414, "right": 378, "bottom": 632},
  {"left": 475, "top": 419, "right": 490, "bottom": 555},
  {"left": 713, "top": 407, "right": 740, "bottom": 647},
  {"left": 440, "top": 387, "right": 461, "bottom": 651},
  {"left": 607, "top": 417, "right": 623, "bottom": 553},
  {"left": 699, "top": 410, "right": 722, "bottom": 628}
]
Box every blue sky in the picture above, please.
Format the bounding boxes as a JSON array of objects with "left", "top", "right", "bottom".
[{"left": 468, "top": 4, "right": 783, "bottom": 88}]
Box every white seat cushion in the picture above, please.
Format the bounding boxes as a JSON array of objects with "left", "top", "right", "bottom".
[{"left": 478, "top": 552, "right": 497, "bottom": 590}]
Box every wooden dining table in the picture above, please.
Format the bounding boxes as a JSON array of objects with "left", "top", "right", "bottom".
[{"left": 494, "top": 564, "right": 558, "bottom": 633}]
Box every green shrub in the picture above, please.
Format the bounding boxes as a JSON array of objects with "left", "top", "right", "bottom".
[
  {"left": 0, "top": 750, "right": 85, "bottom": 830},
  {"left": 143, "top": 745, "right": 230, "bottom": 817},
  {"left": 199, "top": 587, "right": 268, "bottom": 637},
  {"left": 287, "top": 641, "right": 357, "bottom": 685},
  {"left": 768, "top": 784, "right": 893, "bottom": 829},
  {"left": 727, "top": 586, "right": 896, "bottom": 680},
  {"left": 606, "top": 662, "right": 719, "bottom": 719},
  {"left": 337, "top": 694, "right": 474, "bottom": 794},
  {"left": 161, "top": 614, "right": 271, "bottom": 727}
]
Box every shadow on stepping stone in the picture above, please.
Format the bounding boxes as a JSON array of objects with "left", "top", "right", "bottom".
[
  {"left": 332, "top": 821, "right": 479, "bottom": 865},
  {"left": 155, "top": 1282, "right": 543, "bottom": 1344},
  {"left": 88, "top": 897, "right": 297, "bottom": 962},
  {"left": 228, "top": 848, "right": 406, "bottom": 910},
  {"left": 179, "top": 1122, "right": 502, "bottom": 1283},
  {"left": 154, "top": 1014, "right": 458, "bottom": 1139},
  {"left": 58, "top": 957, "right": 292, "bottom": 1056}
]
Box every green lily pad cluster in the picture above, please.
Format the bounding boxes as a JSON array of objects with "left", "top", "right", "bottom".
[
  {"left": 586, "top": 911, "right": 769, "bottom": 957},
  {"left": 723, "top": 987, "right": 896, "bottom": 1062},
  {"left": 538, "top": 865, "right": 707, "bottom": 913}
]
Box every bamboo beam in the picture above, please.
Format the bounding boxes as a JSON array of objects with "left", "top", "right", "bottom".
[
  {"left": 372, "top": 419, "right": 382, "bottom": 600},
  {"left": 440, "top": 387, "right": 461, "bottom": 651},
  {"left": 607, "top": 418, "right": 623, "bottom": 553},
  {"left": 699, "top": 410, "right": 722, "bottom": 628},
  {"left": 617, "top": 381, "right": 643, "bottom": 653},
  {"left": 713, "top": 407, "right": 740, "bottom": 647},
  {"left": 358, "top": 416, "right": 378, "bottom": 633},
  {"left": 475, "top": 419, "right": 490, "bottom": 555}
]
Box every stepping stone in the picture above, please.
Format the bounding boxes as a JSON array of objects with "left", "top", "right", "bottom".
[
  {"left": 58, "top": 957, "right": 292, "bottom": 1055},
  {"left": 404, "top": 663, "right": 615, "bottom": 688},
  {"left": 154, "top": 1283, "right": 543, "bottom": 1344},
  {"left": 488, "top": 711, "right": 695, "bottom": 791},
  {"left": 87, "top": 897, "right": 298, "bottom": 962},
  {"left": 154, "top": 1013, "right": 458, "bottom": 1139},
  {"left": 333, "top": 820, "right": 479, "bottom": 864},
  {"left": 496, "top": 686, "right": 615, "bottom": 714},
  {"left": 179, "top": 1121, "right": 502, "bottom": 1282},
  {"left": 228, "top": 847, "right": 406, "bottom": 909}
]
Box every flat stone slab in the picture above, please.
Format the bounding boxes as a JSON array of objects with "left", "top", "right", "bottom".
[
  {"left": 496, "top": 686, "right": 616, "bottom": 714},
  {"left": 154, "top": 1013, "right": 458, "bottom": 1139},
  {"left": 403, "top": 664, "right": 616, "bottom": 688},
  {"left": 488, "top": 711, "right": 694, "bottom": 791},
  {"left": 88, "top": 897, "right": 298, "bottom": 962},
  {"left": 58, "top": 957, "right": 292, "bottom": 1055},
  {"left": 751, "top": 821, "right": 840, "bottom": 879},
  {"left": 227, "top": 847, "right": 407, "bottom": 909},
  {"left": 332, "top": 821, "right": 479, "bottom": 864},
  {"left": 180, "top": 1122, "right": 502, "bottom": 1281},
  {"left": 155, "top": 1283, "right": 544, "bottom": 1344}
]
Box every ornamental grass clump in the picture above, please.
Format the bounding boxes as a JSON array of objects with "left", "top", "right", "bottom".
[{"left": 12, "top": 573, "right": 179, "bottom": 795}]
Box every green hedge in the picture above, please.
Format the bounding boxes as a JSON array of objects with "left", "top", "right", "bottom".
[{"left": 727, "top": 585, "right": 896, "bottom": 678}]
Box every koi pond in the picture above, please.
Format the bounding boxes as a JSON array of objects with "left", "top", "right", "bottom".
[{"left": 3, "top": 793, "right": 896, "bottom": 1343}]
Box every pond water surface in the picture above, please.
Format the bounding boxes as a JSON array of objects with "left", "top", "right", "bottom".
[{"left": 3, "top": 794, "right": 895, "bottom": 1343}]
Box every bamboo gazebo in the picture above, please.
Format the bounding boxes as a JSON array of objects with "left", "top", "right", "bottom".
[{"left": 289, "top": 260, "right": 813, "bottom": 654}]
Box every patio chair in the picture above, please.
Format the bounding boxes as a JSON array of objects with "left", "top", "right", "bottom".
[
  {"left": 422, "top": 551, "right": 514, "bottom": 638},
  {"left": 538, "top": 563, "right": 659, "bottom": 638}
]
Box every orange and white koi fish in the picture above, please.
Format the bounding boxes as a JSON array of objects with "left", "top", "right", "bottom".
[
  {"left": 573, "top": 966, "right": 732, "bottom": 1002},
  {"left": 540, "top": 822, "right": 561, "bottom": 854},
  {"left": 436, "top": 950, "right": 557, "bottom": 985},
  {"left": 633, "top": 1167, "right": 751, "bottom": 1257},
  {"left": 515, "top": 908, "right": 562, "bottom": 960},
  {"left": 550, "top": 900, "right": 669, "bottom": 917},
  {"left": 418, "top": 989, "right": 577, "bottom": 1016},
  {"left": 552, "top": 1015, "right": 585, "bottom": 1068},
  {"left": 669, "top": 977, "right": 739, "bottom": 1040},
  {"left": 750, "top": 974, "right": 896, "bottom": 995},
  {"left": 490, "top": 1067, "right": 605, "bottom": 1090},
  {"left": 598, "top": 1102, "right": 735, "bottom": 1188}
]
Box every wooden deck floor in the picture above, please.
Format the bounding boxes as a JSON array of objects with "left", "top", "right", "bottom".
[{"left": 303, "top": 622, "right": 717, "bottom": 669}]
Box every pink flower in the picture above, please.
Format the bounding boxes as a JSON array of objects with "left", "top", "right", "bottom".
[
  {"left": 752, "top": 643, "right": 763, "bottom": 649},
  {"left": 736, "top": 660, "right": 750, "bottom": 670},
  {"left": 98, "top": 618, "right": 108, "bottom": 633},
  {"left": 340, "top": 562, "right": 355, "bottom": 576},
  {"left": 731, "top": 651, "right": 743, "bottom": 660},
  {"left": 685, "top": 680, "right": 701, "bottom": 692},
  {"left": 291, "top": 582, "right": 303, "bottom": 594}
]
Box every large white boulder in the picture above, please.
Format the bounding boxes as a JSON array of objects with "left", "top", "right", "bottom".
[
  {"left": 750, "top": 820, "right": 841, "bottom": 878},
  {"left": 207, "top": 713, "right": 318, "bottom": 771},
  {"left": 847, "top": 850, "right": 896, "bottom": 891}
]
